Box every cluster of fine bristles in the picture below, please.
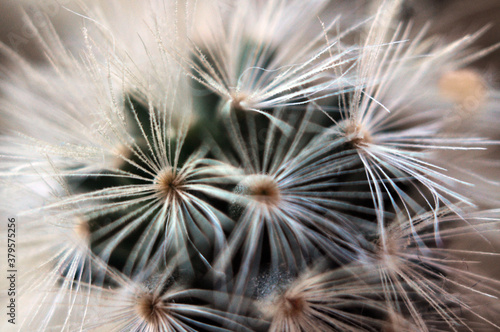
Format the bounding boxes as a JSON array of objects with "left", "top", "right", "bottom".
[{"left": 3, "top": 0, "right": 500, "bottom": 331}]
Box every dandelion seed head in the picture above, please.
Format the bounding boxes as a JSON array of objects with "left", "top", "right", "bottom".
[
  {"left": 342, "top": 120, "right": 372, "bottom": 147},
  {"left": 272, "top": 291, "right": 308, "bottom": 319},
  {"left": 135, "top": 292, "right": 166, "bottom": 326},
  {"left": 154, "top": 167, "right": 184, "bottom": 200},
  {"left": 243, "top": 174, "right": 281, "bottom": 206},
  {"left": 230, "top": 92, "right": 250, "bottom": 112},
  {"left": 259, "top": 266, "right": 390, "bottom": 331},
  {"left": 261, "top": 276, "right": 312, "bottom": 329},
  {"left": 4, "top": 1, "right": 500, "bottom": 330}
]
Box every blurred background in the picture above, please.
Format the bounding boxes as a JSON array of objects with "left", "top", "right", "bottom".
[{"left": 2, "top": 0, "right": 500, "bottom": 69}]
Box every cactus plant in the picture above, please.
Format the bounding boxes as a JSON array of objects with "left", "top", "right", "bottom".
[{"left": 2, "top": 0, "right": 500, "bottom": 331}]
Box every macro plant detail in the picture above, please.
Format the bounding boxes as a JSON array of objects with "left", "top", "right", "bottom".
[{"left": 1, "top": 0, "right": 500, "bottom": 331}]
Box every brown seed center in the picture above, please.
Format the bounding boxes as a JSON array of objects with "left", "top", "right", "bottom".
[
  {"left": 230, "top": 92, "right": 249, "bottom": 111},
  {"left": 344, "top": 121, "right": 372, "bottom": 147},
  {"left": 246, "top": 175, "right": 281, "bottom": 206},
  {"left": 282, "top": 295, "right": 306, "bottom": 317},
  {"left": 136, "top": 293, "right": 165, "bottom": 324},
  {"left": 155, "top": 168, "right": 183, "bottom": 199}
]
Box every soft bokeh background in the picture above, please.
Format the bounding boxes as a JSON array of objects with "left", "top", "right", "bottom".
[{"left": 2, "top": 0, "right": 500, "bottom": 66}]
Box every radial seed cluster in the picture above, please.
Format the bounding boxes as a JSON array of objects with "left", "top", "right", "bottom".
[{"left": 1, "top": 0, "right": 500, "bottom": 331}]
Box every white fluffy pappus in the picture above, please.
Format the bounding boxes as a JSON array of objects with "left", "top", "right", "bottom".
[
  {"left": 84, "top": 258, "right": 257, "bottom": 332},
  {"left": 356, "top": 208, "right": 500, "bottom": 331},
  {"left": 0, "top": 180, "right": 105, "bottom": 331},
  {"left": 212, "top": 109, "right": 373, "bottom": 298},
  {"left": 1, "top": 0, "right": 500, "bottom": 331},
  {"left": 323, "top": 17, "right": 498, "bottom": 245},
  {"left": 257, "top": 263, "right": 394, "bottom": 332},
  {"left": 170, "top": 0, "right": 368, "bottom": 132}
]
